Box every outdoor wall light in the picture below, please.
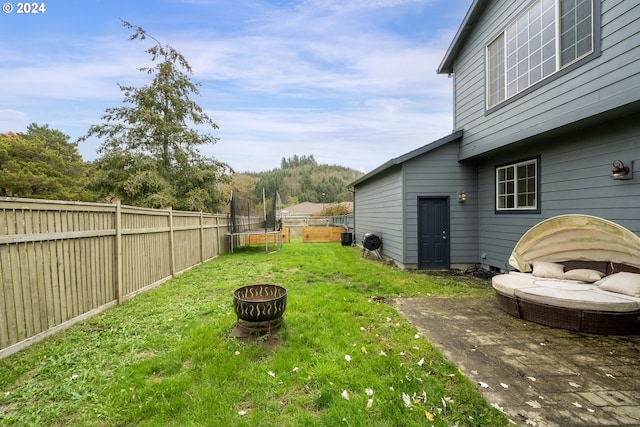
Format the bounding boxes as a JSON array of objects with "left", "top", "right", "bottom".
[
  {"left": 457, "top": 191, "right": 467, "bottom": 203},
  {"left": 611, "top": 160, "right": 633, "bottom": 180}
]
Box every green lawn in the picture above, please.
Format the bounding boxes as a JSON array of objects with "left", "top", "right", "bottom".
[{"left": 0, "top": 240, "right": 509, "bottom": 426}]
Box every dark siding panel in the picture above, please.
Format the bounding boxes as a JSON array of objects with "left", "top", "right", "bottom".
[
  {"left": 354, "top": 167, "right": 404, "bottom": 262},
  {"left": 453, "top": 1, "right": 640, "bottom": 159},
  {"left": 477, "top": 119, "right": 640, "bottom": 269},
  {"left": 403, "top": 142, "right": 479, "bottom": 265}
]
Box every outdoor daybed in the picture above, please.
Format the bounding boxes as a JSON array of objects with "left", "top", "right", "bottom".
[{"left": 492, "top": 215, "right": 640, "bottom": 335}]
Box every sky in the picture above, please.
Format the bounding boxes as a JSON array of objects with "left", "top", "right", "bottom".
[{"left": 0, "top": 0, "right": 472, "bottom": 174}]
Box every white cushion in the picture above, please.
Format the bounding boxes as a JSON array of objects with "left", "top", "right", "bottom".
[
  {"left": 533, "top": 280, "right": 594, "bottom": 291},
  {"left": 492, "top": 273, "right": 538, "bottom": 296},
  {"left": 515, "top": 287, "right": 640, "bottom": 312},
  {"left": 563, "top": 269, "right": 605, "bottom": 283},
  {"left": 597, "top": 272, "right": 640, "bottom": 297},
  {"left": 531, "top": 261, "right": 565, "bottom": 279}
]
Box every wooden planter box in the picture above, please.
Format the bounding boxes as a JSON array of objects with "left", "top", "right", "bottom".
[
  {"left": 301, "top": 227, "right": 345, "bottom": 243},
  {"left": 244, "top": 228, "right": 290, "bottom": 244}
]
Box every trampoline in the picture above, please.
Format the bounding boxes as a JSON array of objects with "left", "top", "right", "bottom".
[{"left": 227, "top": 189, "right": 283, "bottom": 253}]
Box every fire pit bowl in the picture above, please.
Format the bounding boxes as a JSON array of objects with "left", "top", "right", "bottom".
[{"left": 233, "top": 284, "right": 288, "bottom": 323}]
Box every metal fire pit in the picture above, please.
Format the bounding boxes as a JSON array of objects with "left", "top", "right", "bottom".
[{"left": 233, "top": 284, "right": 287, "bottom": 332}]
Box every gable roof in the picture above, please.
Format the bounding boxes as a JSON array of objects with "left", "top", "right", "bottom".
[
  {"left": 282, "top": 202, "right": 325, "bottom": 215},
  {"left": 437, "top": 0, "right": 489, "bottom": 75},
  {"left": 348, "top": 130, "right": 463, "bottom": 188}
]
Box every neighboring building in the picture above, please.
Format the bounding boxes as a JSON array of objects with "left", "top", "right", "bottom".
[
  {"left": 350, "top": 0, "right": 640, "bottom": 271},
  {"left": 282, "top": 202, "right": 326, "bottom": 216}
]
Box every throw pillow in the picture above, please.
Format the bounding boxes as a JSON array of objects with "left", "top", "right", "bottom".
[
  {"left": 563, "top": 269, "right": 605, "bottom": 283},
  {"left": 531, "top": 261, "right": 565, "bottom": 279},
  {"left": 597, "top": 272, "right": 640, "bottom": 297}
]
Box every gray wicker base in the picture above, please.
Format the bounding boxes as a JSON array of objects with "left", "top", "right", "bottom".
[{"left": 494, "top": 291, "right": 640, "bottom": 335}]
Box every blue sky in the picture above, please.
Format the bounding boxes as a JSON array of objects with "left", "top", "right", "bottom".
[{"left": 0, "top": 0, "right": 472, "bottom": 173}]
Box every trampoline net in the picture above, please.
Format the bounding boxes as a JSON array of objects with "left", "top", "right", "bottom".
[{"left": 228, "top": 190, "right": 281, "bottom": 234}]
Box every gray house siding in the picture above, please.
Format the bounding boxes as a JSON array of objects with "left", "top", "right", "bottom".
[
  {"left": 475, "top": 115, "right": 640, "bottom": 269},
  {"left": 351, "top": 0, "right": 640, "bottom": 272},
  {"left": 403, "top": 142, "right": 478, "bottom": 267},
  {"left": 452, "top": 0, "right": 640, "bottom": 160},
  {"left": 353, "top": 166, "right": 404, "bottom": 263}
]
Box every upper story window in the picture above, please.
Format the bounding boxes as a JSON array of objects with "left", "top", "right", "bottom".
[
  {"left": 487, "top": 0, "right": 594, "bottom": 109},
  {"left": 496, "top": 158, "right": 538, "bottom": 211}
]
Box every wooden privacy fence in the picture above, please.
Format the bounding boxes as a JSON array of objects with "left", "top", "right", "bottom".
[{"left": 0, "top": 197, "right": 230, "bottom": 358}]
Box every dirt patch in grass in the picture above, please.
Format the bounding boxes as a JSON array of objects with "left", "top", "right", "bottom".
[{"left": 228, "top": 323, "right": 283, "bottom": 349}]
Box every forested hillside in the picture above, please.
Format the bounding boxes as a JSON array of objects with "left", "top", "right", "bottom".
[
  {"left": 223, "top": 155, "right": 364, "bottom": 211},
  {"left": 0, "top": 124, "right": 362, "bottom": 214}
]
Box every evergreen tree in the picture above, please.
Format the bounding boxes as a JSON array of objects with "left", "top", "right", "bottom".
[
  {"left": 80, "top": 20, "right": 229, "bottom": 210},
  {"left": 0, "top": 125, "right": 90, "bottom": 200}
]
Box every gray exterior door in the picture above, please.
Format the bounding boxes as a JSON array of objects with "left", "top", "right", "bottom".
[{"left": 418, "top": 198, "right": 449, "bottom": 270}]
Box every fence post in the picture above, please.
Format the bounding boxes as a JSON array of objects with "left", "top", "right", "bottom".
[
  {"left": 169, "top": 207, "right": 176, "bottom": 277},
  {"left": 200, "top": 211, "right": 204, "bottom": 263},
  {"left": 115, "top": 200, "right": 123, "bottom": 304},
  {"left": 215, "top": 214, "right": 221, "bottom": 254}
]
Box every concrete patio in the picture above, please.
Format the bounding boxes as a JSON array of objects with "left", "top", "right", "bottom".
[{"left": 393, "top": 296, "right": 640, "bottom": 426}]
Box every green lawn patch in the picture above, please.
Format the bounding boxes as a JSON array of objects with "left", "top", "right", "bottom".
[{"left": 0, "top": 241, "right": 509, "bottom": 426}]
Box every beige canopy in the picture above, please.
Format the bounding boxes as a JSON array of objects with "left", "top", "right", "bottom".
[{"left": 508, "top": 214, "right": 640, "bottom": 272}]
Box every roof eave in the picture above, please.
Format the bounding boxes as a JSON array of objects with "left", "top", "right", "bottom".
[
  {"left": 437, "top": 0, "right": 489, "bottom": 75},
  {"left": 348, "top": 130, "right": 464, "bottom": 188}
]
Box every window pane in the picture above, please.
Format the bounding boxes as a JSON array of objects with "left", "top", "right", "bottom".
[
  {"left": 576, "top": 37, "right": 592, "bottom": 58},
  {"left": 516, "top": 162, "right": 537, "bottom": 208},
  {"left": 503, "top": 0, "right": 557, "bottom": 101},
  {"left": 530, "top": 2, "right": 541, "bottom": 20},
  {"left": 577, "top": 0, "right": 590, "bottom": 21},
  {"left": 530, "top": 65, "right": 542, "bottom": 84},
  {"left": 560, "top": 0, "right": 593, "bottom": 66},
  {"left": 542, "top": 22, "right": 555, "bottom": 45},
  {"left": 518, "top": 74, "right": 528, "bottom": 91},
  {"left": 529, "top": 32, "right": 541, "bottom": 53},
  {"left": 506, "top": 195, "right": 515, "bottom": 209},
  {"left": 517, "top": 194, "right": 528, "bottom": 206},
  {"left": 487, "top": 35, "right": 506, "bottom": 107},
  {"left": 496, "top": 160, "right": 537, "bottom": 210},
  {"left": 541, "top": 6, "right": 555, "bottom": 31},
  {"left": 527, "top": 163, "right": 535, "bottom": 176},
  {"left": 562, "top": 28, "right": 576, "bottom": 50},
  {"left": 498, "top": 196, "right": 507, "bottom": 209},
  {"left": 488, "top": 0, "right": 592, "bottom": 108},
  {"left": 530, "top": 49, "right": 542, "bottom": 67}
]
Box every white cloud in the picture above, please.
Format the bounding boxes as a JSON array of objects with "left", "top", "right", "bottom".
[
  {"left": 201, "top": 99, "right": 452, "bottom": 172},
  {"left": 0, "top": 0, "right": 466, "bottom": 173}
]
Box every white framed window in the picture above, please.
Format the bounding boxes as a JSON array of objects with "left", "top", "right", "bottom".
[
  {"left": 486, "top": 0, "right": 594, "bottom": 109},
  {"left": 496, "top": 159, "right": 538, "bottom": 211}
]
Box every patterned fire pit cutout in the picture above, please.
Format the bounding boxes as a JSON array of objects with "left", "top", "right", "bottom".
[{"left": 233, "top": 284, "right": 287, "bottom": 331}]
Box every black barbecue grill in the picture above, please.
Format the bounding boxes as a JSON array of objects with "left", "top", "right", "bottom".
[{"left": 362, "top": 233, "right": 382, "bottom": 258}]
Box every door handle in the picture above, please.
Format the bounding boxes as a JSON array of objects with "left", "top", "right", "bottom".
[{"left": 442, "top": 231, "right": 447, "bottom": 240}]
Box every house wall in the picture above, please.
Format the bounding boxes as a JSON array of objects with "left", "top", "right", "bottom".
[
  {"left": 476, "top": 116, "right": 640, "bottom": 270},
  {"left": 452, "top": 0, "right": 640, "bottom": 159},
  {"left": 403, "top": 142, "right": 478, "bottom": 268},
  {"left": 353, "top": 166, "right": 404, "bottom": 263}
]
